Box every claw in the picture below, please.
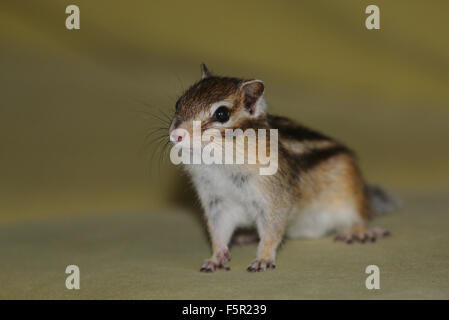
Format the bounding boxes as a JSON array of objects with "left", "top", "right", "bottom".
[
  {"left": 200, "top": 260, "right": 218, "bottom": 273},
  {"left": 200, "top": 248, "right": 231, "bottom": 273},
  {"left": 247, "top": 259, "right": 276, "bottom": 272},
  {"left": 335, "top": 227, "right": 390, "bottom": 244}
]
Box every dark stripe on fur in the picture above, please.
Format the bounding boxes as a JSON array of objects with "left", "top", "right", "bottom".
[
  {"left": 282, "top": 145, "right": 351, "bottom": 173},
  {"left": 277, "top": 144, "right": 351, "bottom": 187},
  {"left": 298, "top": 145, "right": 351, "bottom": 171},
  {"left": 267, "top": 115, "right": 332, "bottom": 142}
]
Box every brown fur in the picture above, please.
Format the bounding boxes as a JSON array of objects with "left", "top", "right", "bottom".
[
  {"left": 172, "top": 73, "right": 372, "bottom": 222},
  {"left": 170, "top": 66, "right": 393, "bottom": 272}
]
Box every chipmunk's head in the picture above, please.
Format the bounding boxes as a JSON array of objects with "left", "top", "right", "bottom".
[{"left": 169, "top": 64, "right": 266, "bottom": 145}]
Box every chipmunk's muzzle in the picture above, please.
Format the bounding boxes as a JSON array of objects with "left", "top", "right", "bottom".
[
  {"left": 169, "top": 118, "right": 190, "bottom": 145},
  {"left": 170, "top": 128, "right": 186, "bottom": 143}
]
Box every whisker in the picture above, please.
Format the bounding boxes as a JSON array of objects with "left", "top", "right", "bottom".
[
  {"left": 134, "top": 99, "right": 174, "bottom": 123},
  {"left": 148, "top": 139, "right": 166, "bottom": 174},
  {"left": 132, "top": 107, "right": 171, "bottom": 127},
  {"left": 128, "top": 97, "right": 176, "bottom": 180},
  {"left": 145, "top": 135, "right": 169, "bottom": 151},
  {"left": 145, "top": 127, "right": 169, "bottom": 141},
  {"left": 145, "top": 111, "right": 170, "bottom": 125},
  {"left": 161, "top": 139, "right": 172, "bottom": 164}
]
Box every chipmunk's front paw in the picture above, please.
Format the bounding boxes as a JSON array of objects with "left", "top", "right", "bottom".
[
  {"left": 200, "top": 260, "right": 219, "bottom": 273},
  {"left": 200, "top": 249, "right": 231, "bottom": 273},
  {"left": 335, "top": 226, "right": 390, "bottom": 244},
  {"left": 247, "top": 259, "right": 276, "bottom": 272}
]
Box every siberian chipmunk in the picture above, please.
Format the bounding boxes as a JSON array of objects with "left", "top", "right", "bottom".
[{"left": 168, "top": 64, "right": 397, "bottom": 273}]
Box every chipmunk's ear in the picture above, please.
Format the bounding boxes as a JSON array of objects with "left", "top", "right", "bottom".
[
  {"left": 200, "top": 63, "right": 213, "bottom": 79},
  {"left": 240, "top": 80, "right": 265, "bottom": 115}
]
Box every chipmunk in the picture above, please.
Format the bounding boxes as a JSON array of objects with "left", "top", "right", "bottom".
[{"left": 168, "top": 64, "right": 398, "bottom": 273}]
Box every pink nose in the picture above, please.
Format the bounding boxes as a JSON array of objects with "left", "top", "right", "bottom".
[{"left": 170, "top": 129, "right": 186, "bottom": 143}]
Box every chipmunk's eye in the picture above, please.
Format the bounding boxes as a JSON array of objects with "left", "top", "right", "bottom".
[{"left": 213, "top": 106, "right": 230, "bottom": 123}]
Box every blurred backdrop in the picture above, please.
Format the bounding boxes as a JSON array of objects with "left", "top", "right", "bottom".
[{"left": 1, "top": 0, "right": 448, "bottom": 225}]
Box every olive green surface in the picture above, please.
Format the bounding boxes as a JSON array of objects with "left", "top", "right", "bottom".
[
  {"left": 0, "top": 1, "right": 448, "bottom": 299},
  {"left": 1, "top": 194, "right": 448, "bottom": 299}
]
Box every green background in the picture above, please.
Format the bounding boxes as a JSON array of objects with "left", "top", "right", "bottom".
[{"left": 0, "top": 1, "right": 448, "bottom": 299}]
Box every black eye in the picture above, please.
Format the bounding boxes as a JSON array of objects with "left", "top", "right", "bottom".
[{"left": 213, "top": 106, "right": 231, "bottom": 123}]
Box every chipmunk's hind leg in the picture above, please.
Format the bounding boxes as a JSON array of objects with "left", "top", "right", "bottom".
[{"left": 334, "top": 225, "right": 390, "bottom": 244}]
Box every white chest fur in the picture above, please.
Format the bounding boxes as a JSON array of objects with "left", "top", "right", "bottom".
[{"left": 187, "top": 165, "right": 266, "bottom": 228}]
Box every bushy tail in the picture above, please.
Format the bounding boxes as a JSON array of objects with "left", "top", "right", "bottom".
[{"left": 365, "top": 184, "right": 401, "bottom": 216}]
